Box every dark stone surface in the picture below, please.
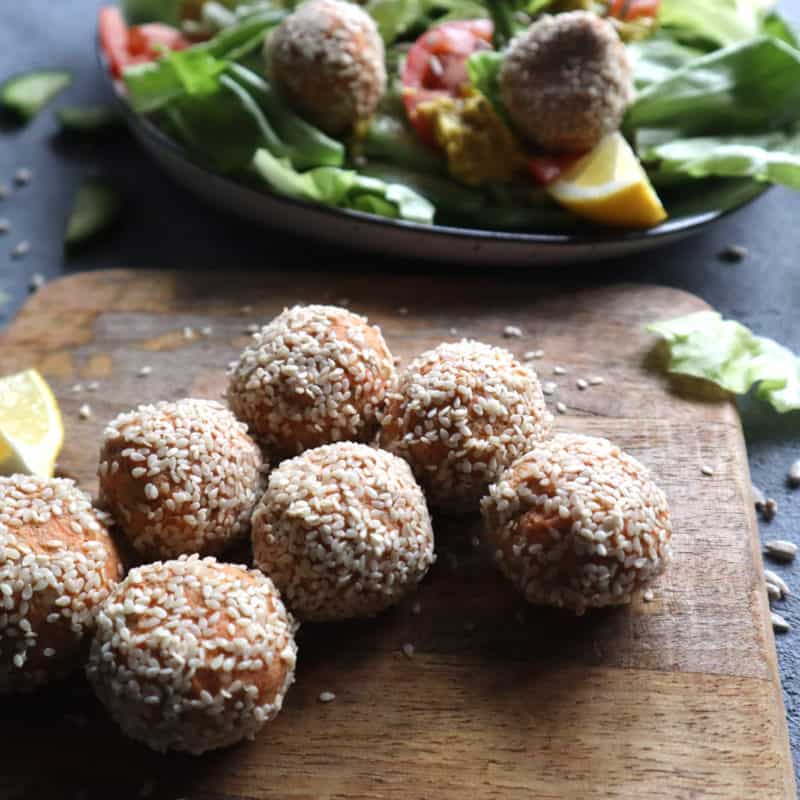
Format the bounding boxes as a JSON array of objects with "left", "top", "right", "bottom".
[{"left": 2, "top": 0, "right": 800, "bottom": 780}]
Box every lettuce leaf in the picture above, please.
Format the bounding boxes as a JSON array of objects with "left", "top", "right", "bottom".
[
  {"left": 466, "top": 50, "right": 510, "bottom": 123},
  {"left": 252, "top": 149, "right": 435, "bottom": 223},
  {"left": 626, "top": 36, "right": 800, "bottom": 136},
  {"left": 648, "top": 311, "right": 800, "bottom": 413},
  {"left": 639, "top": 128, "right": 800, "bottom": 189},
  {"left": 658, "top": 0, "right": 776, "bottom": 47},
  {"left": 626, "top": 34, "right": 704, "bottom": 90}
]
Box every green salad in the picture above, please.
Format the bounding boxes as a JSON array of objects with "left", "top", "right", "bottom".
[{"left": 97, "top": 0, "right": 800, "bottom": 231}]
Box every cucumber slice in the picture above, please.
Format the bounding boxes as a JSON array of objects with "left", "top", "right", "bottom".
[
  {"left": 57, "top": 105, "right": 123, "bottom": 134},
  {"left": 65, "top": 179, "right": 123, "bottom": 247},
  {"left": 1, "top": 71, "right": 72, "bottom": 120}
]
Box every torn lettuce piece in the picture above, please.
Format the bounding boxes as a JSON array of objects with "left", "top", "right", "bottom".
[
  {"left": 648, "top": 311, "right": 800, "bottom": 412},
  {"left": 252, "top": 149, "right": 435, "bottom": 223},
  {"left": 658, "top": 0, "right": 777, "bottom": 48}
]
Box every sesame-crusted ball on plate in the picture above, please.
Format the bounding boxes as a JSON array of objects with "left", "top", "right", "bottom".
[
  {"left": 227, "top": 304, "right": 396, "bottom": 460},
  {"left": 268, "top": 0, "right": 386, "bottom": 135},
  {"left": 378, "top": 340, "right": 552, "bottom": 513},
  {"left": 0, "top": 475, "right": 123, "bottom": 692},
  {"left": 481, "top": 433, "right": 672, "bottom": 614},
  {"left": 500, "top": 11, "right": 633, "bottom": 153},
  {"left": 87, "top": 555, "right": 297, "bottom": 754},
  {"left": 252, "top": 442, "right": 435, "bottom": 621},
  {"left": 98, "top": 398, "right": 265, "bottom": 561}
]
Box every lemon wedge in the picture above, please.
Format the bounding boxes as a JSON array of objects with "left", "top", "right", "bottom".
[
  {"left": 548, "top": 132, "right": 667, "bottom": 229},
  {"left": 0, "top": 369, "right": 64, "bottom": 478}
]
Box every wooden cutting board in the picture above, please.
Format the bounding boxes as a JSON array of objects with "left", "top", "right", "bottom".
[{"left": 0, "top": 269, "right": 794, "bottom": 800}]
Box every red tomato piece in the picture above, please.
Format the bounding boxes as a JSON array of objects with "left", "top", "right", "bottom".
[
  {"left": 528, "top": 154, "right": 583, "bottom": 186},
  {"left": 402, "top": 19, "right": 493, "bottom": 146},
  {"left": 99, "top": 7, "right": 188, "bottom": 79},
  {"left": 607, "top": 0, "right": 660, "bottom": 21}
]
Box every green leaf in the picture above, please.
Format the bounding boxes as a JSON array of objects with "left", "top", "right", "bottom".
[
  {"left": 1, "top": 71, "right": 72, "bottom": 120},
  {"left": 57, "top": 105, "right": 123, "bottom": 134},
  {"left": 626, "top": 34, "right": 704, "bottom": 90},
  {"left": 252, "top": 149, "right": 435, "bottom": 223},
  {"left": 367, "top": 0, "right": 429, "bottom": 43},
  {"left": 761, "top": 12, "right": 800, "bottom": 47},
  {"left": 658, "top": 0, "right": 775, "bottom": 47},
  {"left": 361, "top": 114, "right": 444, "bottom": 173},
  {"left": 122, "top": 0, "right": 182, "bottom": 24},
  {"left": 648, "top": 311, "right": 800, "bottom": 413},
  {"left": 639, "top": 128, "right": 800, "bottom": 189},
  {"left": 466, "top": 50, "right": 510, "bottom": 124},
  {"left": 626, "top": 37, "right": 800, "bottom": 136},
  {"left": 65, "top": 179, "right": 123, "bottom": 247}
]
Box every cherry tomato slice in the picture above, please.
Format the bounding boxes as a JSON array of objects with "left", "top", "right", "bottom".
[
  {"left": 99, "top": 7, "right": 188, "bottom": 79},
  {"left": 607, "top": 0, "right": 660, "bottom": 21},
  {"left": 528, "top": 154, "right": 582, "bottom": 186},
  {"left": 402, "top": 19, "right": 493, "bottom": 146}
]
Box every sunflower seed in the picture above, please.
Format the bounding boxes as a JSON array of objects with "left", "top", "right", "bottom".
[
  {"left": 788, "top": 460, "right": 800, "bottom": 487},
  {"left": 503, "top": 325, "right": 523, "bottom": 339},
  {"left": 556, "top": 402, "right": 567, "bottom": 414},
  {"left": 763, "top": 498, "right": 778, "bottom": 521},
  {"left": 78, "top": 404, "right": 92, "bottom": 420},
  {"left": 402, "top": 642, "right": 415, "bottom": 659},
  {"left": 588, "top": 376, "right": 605, "bottom": 386},
  {"left": 771, "top": 611, "right": 790, "bottom": 633},
  {"left": 576, "top": 378, "right": 589, "bottom": 390},
  {"left": 542, "top": 381, "right": 558, "bottom": 396},
  {"left": 765, "top": 569, "right": 790, "bottom": 597},
  {"left": 765, "top": 540, "right": 798, "bottom": 562},
  {"left": 553, "top": 365, "right": 567, "bottom": 375},
  {"left": 752, "top": 484, "right": 766, "bottom": 509},
  {"left": 318, "top": 691, "right": 336, "bottom": 703},
  {"left": 137, "top": 365, "right": 152, "bottom": 377},
  {"left": 701, "top": 465, "right": 714, "bottom": 477}
]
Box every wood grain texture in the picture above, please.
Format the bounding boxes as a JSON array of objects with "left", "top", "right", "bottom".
[{"left": 0, "top": 269, "right": 793, "bottom": 800}]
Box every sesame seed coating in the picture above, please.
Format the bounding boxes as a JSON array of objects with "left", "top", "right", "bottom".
[
  {"left": 86, "top": 555, "right": 297, "bottom": 754},
  {"left": 0, "top": 475, "right": 122, "bottom": 692},
  {"left": 481, "top": 433, "right": 671, "bottom": 615},
  {"left": 378, "top": 340, "right": 553, "bottom": 513},
  {"left": 268, "top": 0, "right": 386, "bottom": 136},
  {"left": 227, "top": 305, "right": 396, "bottom": 460},
  {"left": 98, "top": 399, "right": 265, "bottom": 560},
  {"left": 500, "top": 12, "right": 633, "bottom": 154},
  {"left": 252, "top": 443, "right": 434, "bottom": 622}
]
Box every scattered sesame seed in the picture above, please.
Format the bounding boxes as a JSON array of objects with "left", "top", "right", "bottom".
[
  {"left": 11, "top": 241, "right": 30, "bottom": 259},
  {"left": 71, "top": 383, "right": 83, "bottom": 393},
  {"left": 14, "top": 168, "right": 32, "bottom": 186},
  {"left": 240, "top": 305, "right": 254, "bottom": 314},
  {"left": 245, "top": 323, "right": 260, "bottom": 334},
  {"left": 524, "top": 350, "right": 544, "bottom": 360},
  {"left": 752, "top": 484, "right": 766, "bottom": 509},
  {"left": 78, "top": 404, "right": 92, "bottom": 420},
  {"left": 482, "top": 433, "right": 672, "bottom": 615},
  {"left": 765, "top": 569, "right": 790, "bottom": 597},
  {"left": 471, "top": 535, "right": 480, "bottom": 548},
  {"left": 200, "top": 325, "right": 213, "bottom": 336},
  {"left": 553, "top": 365, "right": 567, "bottom": 375},
  {"left": 576, "top": 378, "right": 588, "bottom": 390},
  {"left": 771, "top": 610, "right": 790, "bottom": 633},
  {"left": 766, "top": 582, "right": 782, "bottom": 601},
  {"left": 556, "top": 402, "right": 567, "bottom": 414},
  {"left": 397, "top": 306, "right": 409, "bottom": 316},
  {"left": 86, "top": 381, "right": 99, "bottom": 392},
  {"left": 449, "top": 327, "right": 458, "bottom": 336},
  {"left": 701, "top": 465, "right": 714, "bottom": 477},
  {"left": 542, "top": 381, "right": 558, "bottom": 396},
  {"left": 720, "top": 244, "right": 748, "bottom": 263},
  {"left": 183, "top": 326, "right": 195, "bottom": 340},
  {"left": 137, "top": 365, "right": 152, "bottom": 377},
  {"left": 765, "top": 540, "right": 798, "bottom": 562},
  {"left": 337, "top": 297, "right": 350, "bottom": 306},
  {"left": 402, "top": 642, "right": 415, "bottom": 659},
  {"left": 763, "top": 498, "right": 778, "bottom": 521},
  {"left": 788, "top": 460, "right": 800, "bottom": 488},
  {"left": 319, "top": 691, "right": 336, "bottom": 703},
  {"left": 29, "top": 273, "right": 45, "bottom": 292},
  {"left": 503, "top": 325, "right": 523, "bottom": 339},
  {"left": 643, "top": 589, "right": 654, "bottom": 602},
  {"left": 0, "top": 218, "right": 9, "bottom": 234},
  {"left": 411, "top": 601, "right": 421, "bottom": 615},
  {"left": 588, "top": 376, "right": 605, "bottom": 386}
]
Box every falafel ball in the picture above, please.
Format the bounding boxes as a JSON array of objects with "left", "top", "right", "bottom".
[
  {"left": 227, "top": 304, "right": 396, "bottom": 459},
  {"left": 87, "top": 555, "right": 298, "bottom": 754},
  {"left": 481, "top": 433, "right": 672, "bottom": 614},
  {"left": 500, "top": 11, "right": 634, "bottom": 154},
  {"left": 252, "top": 443, "right": 435, "bottom": 622},
  {"left": 98, "top": 398, "right": 265, "bottom": 560},
  {"left": 268, "top": 0, "right": 386, "bottom": 135},
  {"left": 378, "top": 340, "right": 552, "bottom": 514},
  {"left": 0, "top": 475, "right": 123, "bottom": 692}
]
